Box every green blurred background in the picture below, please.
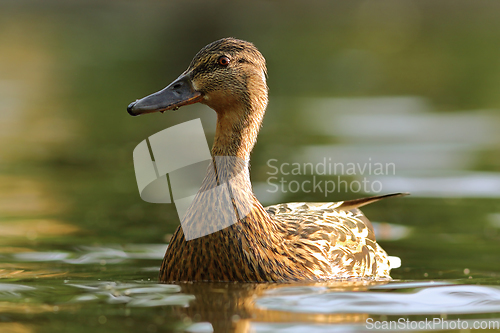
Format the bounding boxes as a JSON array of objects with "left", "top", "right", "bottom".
[{"left": 1, "top": 0, "right": 500, "bottom": 276}]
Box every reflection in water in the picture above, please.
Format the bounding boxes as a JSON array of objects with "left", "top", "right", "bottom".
[
  {"left": 66, "top": 281, "right": 193, "bottom": 308},
  {"left": 256, "top": 284, "right": 500, "bottom": 315},
  {"left": 7, "top": 244, "right": 165, "bottom": 264},
  {"left": 0, "top": 262, "right": 69, "bottom": 279},
  {"left": 0, "top": 264, "right": 499, "bottom": 333},
  {"left": 179, "top": 282, "right": 351, "bottom": 333}
]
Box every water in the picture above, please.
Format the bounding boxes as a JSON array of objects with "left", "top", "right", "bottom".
[{"left": 2, "top": 1, "right": 500, "bottom": 332}]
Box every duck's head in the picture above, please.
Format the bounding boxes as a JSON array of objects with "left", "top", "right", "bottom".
[{"left": 127, "top": 38, "right": 268, "bottom": 117}]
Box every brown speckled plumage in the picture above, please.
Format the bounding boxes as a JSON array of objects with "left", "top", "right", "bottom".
[{"left": 128, "top": 38, "right": 404, "bottom": 282}]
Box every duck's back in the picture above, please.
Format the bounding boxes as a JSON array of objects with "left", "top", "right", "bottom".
[
  {"left": 160, "top": 193, "right": 404, "bottom": 282},
  {"left": 265, "top": 201, "right": 391, "bottom": 279}
]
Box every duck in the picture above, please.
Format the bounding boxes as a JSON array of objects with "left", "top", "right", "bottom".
[{"left": 127, "top": 37, "right": 405, "bottom": 282}]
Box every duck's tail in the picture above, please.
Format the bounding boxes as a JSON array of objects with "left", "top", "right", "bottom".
[
  {"left": 388, "top": 256, "right": 402, "bottom": 269},
  {"left": 337, "top": 192, "right": 409, "bottom": 211}
]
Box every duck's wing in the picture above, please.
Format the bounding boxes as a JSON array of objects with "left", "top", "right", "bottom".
[
  {"left": 265, "top": 192, "right": 408, "bottom": 216},
  {"left": 336, "top": 192, "right": 409, "bottom": 211},
  {"left": 263, "top": 193, "right": 407, "bottom": 278}
]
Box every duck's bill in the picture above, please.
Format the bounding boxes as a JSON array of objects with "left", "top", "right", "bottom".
[{"left": 127, "top": 74, "right": 203, "bottom": 116}]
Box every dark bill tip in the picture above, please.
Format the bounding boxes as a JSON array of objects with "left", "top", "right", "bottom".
[{"left": 127, "top": 101, "right": 139, "bottom": 116}]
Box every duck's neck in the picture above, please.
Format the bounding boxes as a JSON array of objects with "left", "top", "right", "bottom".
[{"left": 211, "top": 88, "right": 268, "bottom": 162}]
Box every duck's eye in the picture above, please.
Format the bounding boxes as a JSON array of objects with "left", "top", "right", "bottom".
[{"left": 218, "top": 56, "right": 230, "bottom": 66}]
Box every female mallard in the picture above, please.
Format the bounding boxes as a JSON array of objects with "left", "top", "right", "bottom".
[{"left": 127, "top": 38, "right": 404, "bottom": 282}]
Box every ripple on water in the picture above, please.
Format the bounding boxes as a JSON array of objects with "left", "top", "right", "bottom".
[
  {"left": 10, "top": 244, "right": 165, "bottom": 264},
  {"left": 66, "top": 281, "right": 194, "bottom": 307},
  {"left": 256, "top": 283, "right": 500, "bottom": 315},
  {"left": 0, "top": 283, "right": 35, "bottom": 298}
]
